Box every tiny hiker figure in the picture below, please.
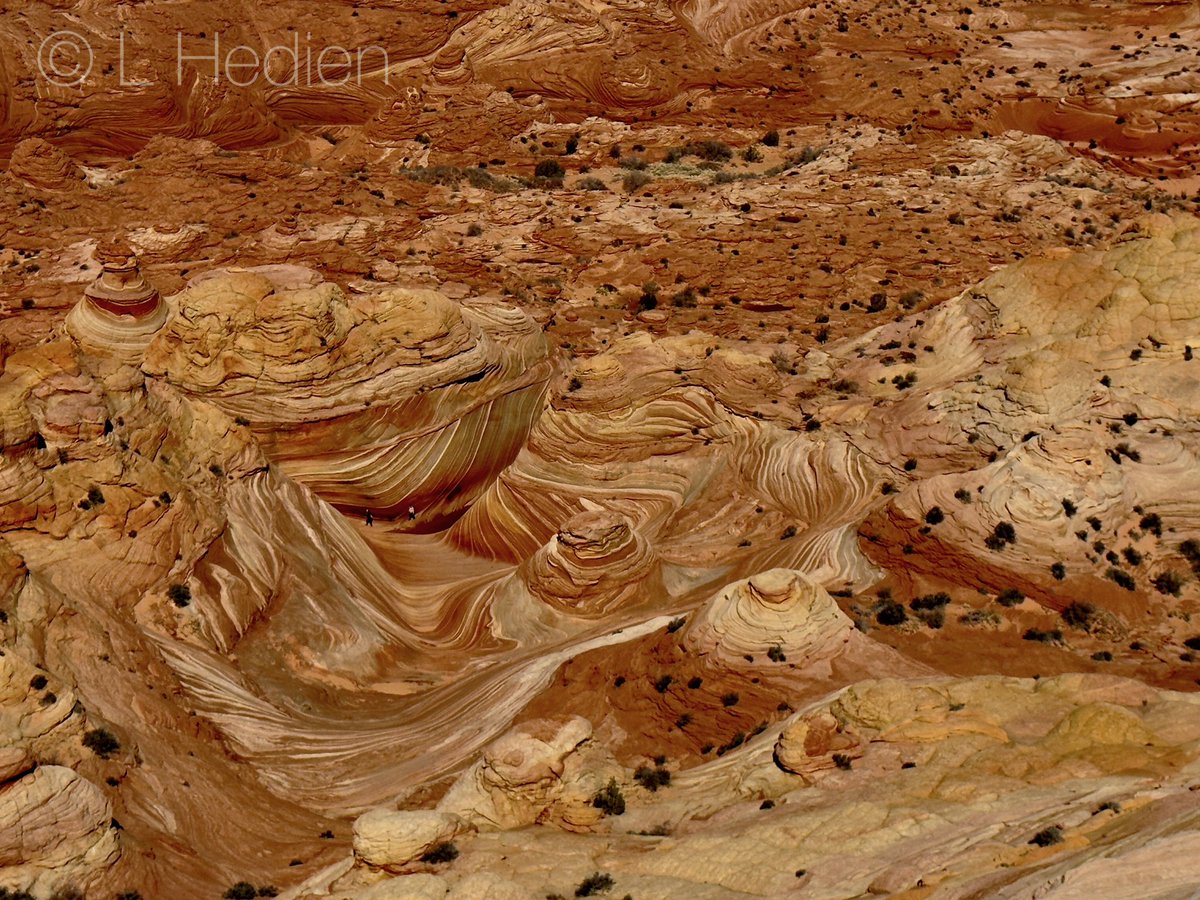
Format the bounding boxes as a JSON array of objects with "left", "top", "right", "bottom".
[
  {"left": 407, "top": 505, "right": 416, "bottom": 521},
  {"left": 365, "top": 510, "right": 373, "bottom": 527}
]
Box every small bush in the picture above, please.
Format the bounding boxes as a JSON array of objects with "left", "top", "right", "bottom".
[
  {"left": 985, "top": 521, "right": 1017, "bottom": 551},
  {"left": 622, "top": 171, "right": 651, "bottom": 193},
  {"left": 916, "top": 609, "right": 944, "bottom": 629},
  {"left": 634, "top": 765, "right": 671, "bottom": 792},
  {"left": 875, "top": 602, "right": 907, "bottom": 626},
  {"left": 924, "top": 506, "right": 944, "bottom": 525},
  {"left": 996, "top": 588, "right": 1024, "bottom": 607},
  {"left": 223, "top": 884, "right": 257, "bottom": 900},
  {"left": 653, "top": 675, "right": 673, "bottom": 693},
  {"left": 420, "top": 841, "right": 459, "bottom": 864},
  {"left": 767, "top": 644, "right": 787, "bottom": 663},
  {"left": 761, "top": 130, "right": 780, "bottom": 146},
  {"left": 1091, "top": 650, "right": 1113, "bottom": 661},
  {"left": 167, "top": 583, "right": 191, "bottom": 608},
  {"left": 638, "top": 281, "right": 659, "bottom": 311},
  {"left": 1139, "top": 512, "right": 1163, "bottom": 536},
  {"left": 1023, "top": 628, "right": 1063, "bottom": 643},
  {"left": 576, "top": 176, "right": 608, "bottom": 191},
  {"left": 666, "top": 140, "right": 732, "bottom": 163},
  {"left": 1183, "top": 636, "right": 1200, "bottom": 651},
  {"left": 910, "top": 592, "right": 951, "bottom": 611},
  {"left": 1106, "top": 568, "right": 1136, "bottom": 591},
  {"left": 82, "top": 727, "right": 120, "bottom": 758},
  {"left": 575, "top": 873, "right": 615, "bottom": 897},
  {"left": 534, "top": 159, "right": 565, "bottom": 179},
  {"left": 1029, "top": 825, "right": 1064, "bottom": 847},
  {"left": 716, "top": 732, "right": 745, "bottom": 756},
  {"left": 960, "top": 610, "right": 1000, "bottom": 627},
  {"left": 1153, "top": 571, "right": 1184, "bottom": 596},
  {"left": 1051, "top": 562, "right": 1067, "bottom": 580},
  {"left": 832, "top": 753, "right": 852, "bottom": 770},
  {"left": 1061, "top": 601, "right": 1095, "bottom": 630},
  {"left": 591, "top": 780, "right": 625, "bottom": 816},
  {"left": 721, "top": 692, "right": 740, "bottom": 707},
  {"left": 672, "top": 287, "right": 697, "bottom": 308}
]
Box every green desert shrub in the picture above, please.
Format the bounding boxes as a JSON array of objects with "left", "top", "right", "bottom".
[
  {"left": 1029, "top": 826, "right": 1064, "bottom": 847},
  {"left": 575, "top": 873, "right": 615, "bottom": 897},
  {"left": 534, "top": 159, "right": 565, "bottom": 179},
  {"left": 634, "top": 765, "right": 671, "bottom": 792},
  {"left": 591, "top": 780, "right": 625, "bottom": 816},
  {"left": 82, "top": 727, "right": 120, "bottom": 758},
  {"left": 1061, "top": 601, "right": 1096, "bottom": 630},
  {"left": 420, "top": 841, "right": 459, "bottom": 864}
]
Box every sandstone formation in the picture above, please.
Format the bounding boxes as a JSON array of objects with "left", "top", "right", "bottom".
[
  {"left": 4, "top": 220, "right": 1199, "bottom": 896},
  {"left": 3, "top": 0, "right": 1200, "bottom": 896},
  {"left": 142, "top": 269, "right": 552, "bottom": 524},
  {"left": 65, "top": 244, "right": 168, "bottom": 362},
  {"left": 804, "top": 214, "right": 1200, "bottom": 633},
  {"left": 436, "top": 716, "right": 622, "bottom": 832},
  {"left": 6, "top": 138, "right": 83, "bottom": 192},
  {"left": 682, "top": 568, "right": 900, "bottom": 673},
  {"left": 0, "top": 765, "right": 119, "bottom": 897},
  {"left": 290, "top": 673, "right": 1200, "bottom": 899},
  {"left": 352, "top": 810, "right": 470, "bottom": 872},
  {"left": 521, "top": 511, "right": 659, "bottom": 619}
]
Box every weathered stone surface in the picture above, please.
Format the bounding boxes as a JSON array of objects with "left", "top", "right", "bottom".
[{"left": 353, "top": 810, "right": 469, "bottom": 871}]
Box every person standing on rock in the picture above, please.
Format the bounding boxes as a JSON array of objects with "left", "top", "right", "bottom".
[
  {"left": 365, "top": 510, "right": 373, "bottom": 527},
  {"left": 407, "top": 505, "right": 416, "bottom": 521}
]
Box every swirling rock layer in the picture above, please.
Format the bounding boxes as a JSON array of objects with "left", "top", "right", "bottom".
[
  {"left": 143, "top": 269, "right": 551, "bottom": 523},
  {"left": 3, "top": 0, "right": 1200, "bottom": 894}
]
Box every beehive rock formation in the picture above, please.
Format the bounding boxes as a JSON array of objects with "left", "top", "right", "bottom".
[{"left": 142, "top": 269, "right": 552, "bottom": 524}]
